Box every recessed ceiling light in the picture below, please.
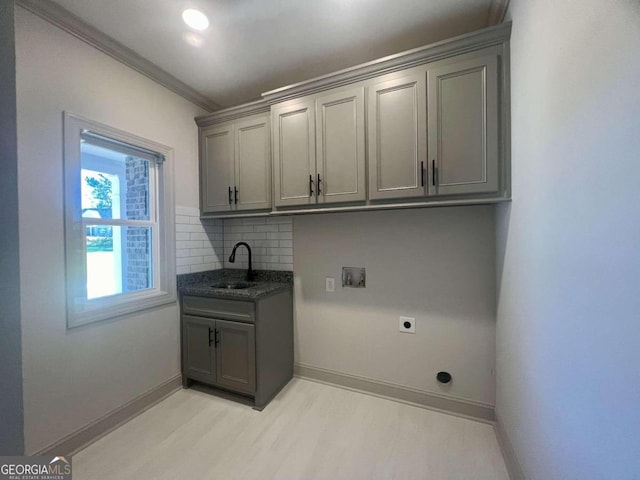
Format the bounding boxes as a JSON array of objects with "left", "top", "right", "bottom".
[{"left": 182, "top": 9, "right": 209, "bottom": 31}]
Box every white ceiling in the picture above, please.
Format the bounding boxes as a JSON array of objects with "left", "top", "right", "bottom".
[{"left": 49, "top": 0, "right": 496, "bottom": 109}]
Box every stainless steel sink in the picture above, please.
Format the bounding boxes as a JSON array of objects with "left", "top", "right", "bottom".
[{"left": 211, "top": 282, "right": 251, "bottom": 290}]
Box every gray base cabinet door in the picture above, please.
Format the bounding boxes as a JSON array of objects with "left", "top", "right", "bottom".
[
  {"left": 215, "top": 319, "right": 256, "bottom": 395},
  {"left": 183, "top": 315, "right": 217, "bottom": 385},
  {"left": 427, "top": 51, "right": 500, "bottom": 196}
]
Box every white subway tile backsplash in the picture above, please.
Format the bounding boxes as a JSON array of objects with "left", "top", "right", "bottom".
[
  {"left": 175, "top": 206, "right": 200, "bottom": 217},
  {"left": 190, "top": 263, "right": 219, "bottom": 273},
  {"left": 176, "top": 223, "right": 206, "bottom": 233},
  {"left": 176, "top": 265, "right": 190, "bottom": 275},
  {"left": 189, "top": 233, "right": 209, "bottom": 241},
  {"left": 190, "top": 247, "right": 217, "bottom": 256},
  {"left": 269, "top": 247, "right": 292, "bottom": 256},
  {"left": 223, "top": 216, "right": 293, "bottom": 271},
  {"left": 267, "top": 232, "right": 291, "bottom": 240},
  {"left": 254, "top": 224, "right": 280, "bottom": 233},
  {"left": 242, "top": 232, "right": 267, "bottom": 240},
  {"left": 226, "top": 225, "right": 255, "bottom": 234},
  {"left": 175, "top": 208, "right": 293, "bottom": 274},
  {"left": 175, "top": 207, "right": 224, "bottom": 274},
  {"left": 265, "top": 216, "right": 289, "bottom": 224},
  {"left": 241, "top": 217, "right": 267, "bottom": 225},
  {"left": 176, "top": 256, "right": 202, "bottom": 267}
]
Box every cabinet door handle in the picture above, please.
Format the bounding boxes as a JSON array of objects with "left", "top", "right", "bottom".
[
  {"left": 208, "top": 327, "right": 213, "bottom": 346},
  {"left": 234, "top": 186, "right": 238, "bottom": 204},
  {"left": 228, "top": 187, "right": 232, "bottom": 205},
  {"left": 309, "top": 175, "right": 314, "bottom": 196},
  {"left": 214, "top": 328, "right": 220, "bottom": 347},
  {"left": 421, "top": 161, "right": 425, "bottom": 187},
  {"left": 432, "top": 160, "right": 436, "bottom": 187},
  {"left": 317, "top": 174, "right": 322, "bottom": 195}
]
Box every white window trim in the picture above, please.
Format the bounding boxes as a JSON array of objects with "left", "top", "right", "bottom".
[{"left": 63, "top": 112, "right": 176, "bottom": 328}]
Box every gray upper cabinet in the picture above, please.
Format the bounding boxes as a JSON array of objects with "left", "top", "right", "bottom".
[
  {"left": 427, "top": 50, "right": 500, "bottom": 196},
  {"left": 315, "top": 87, "right": 366, "bottom": 204},
  {"left": 200, "top": 113, "right": 271, "bottom": 214},
  {"left": 272, "top": 99, "right": 316, "bottom": 207},
  {"left": 198, "top": 23, "right": 510, "bottom": 217},
  {"left": 201, "top": 124, "right": 234, "bottom": 213},
  {"left": 368, "top": 69, "right": 427, "bottom": 201},
  {"left": 272, "top": 86, "right": 366, "bottom": 207},
  {"left": 235, "top": 116, "right": 271, "bottom": 210}
]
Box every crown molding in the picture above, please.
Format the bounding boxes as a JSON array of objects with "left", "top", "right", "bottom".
[
  {"left": 195, "top": 98, "right": 270, "bottom": 127},
  {"left": 16, "top": 0, "right": 221, "bottom": 113},
  {"left": 261, "top": 22, "right": 511, "bottom": 104},
  {"left": 486, "top": 0, "right": 510, "bottom": 25}
]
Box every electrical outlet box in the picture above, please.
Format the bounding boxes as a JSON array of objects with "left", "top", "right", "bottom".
[
  {"left": 399, "top": 316, "right": 415, "bottom": 333},
  {"left": 325, "top": 277, "right": 335, "bottom": 292}
]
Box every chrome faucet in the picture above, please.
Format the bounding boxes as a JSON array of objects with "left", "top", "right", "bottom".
[{"left": 228, "top": 242, "right": 255, "bottom": 281}]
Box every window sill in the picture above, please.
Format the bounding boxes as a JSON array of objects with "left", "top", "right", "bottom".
[{"left": 67, "top": 289, "right": 177, "bottom": 328}]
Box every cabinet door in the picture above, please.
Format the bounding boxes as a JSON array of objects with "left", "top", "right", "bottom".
[
  {"left": 215, "top": 319, "right": 256, "bottom": 395},
  {"left": 316, "top": 87, "right": 366, "bottom": 204},
  {"left": 368, "top": 71, "right": 427, "bottom": 200},
  {"left": 183, "top": 315, "right": 216, "bottom": 385},
  {"left": 427, "top": 53, "right": 499, "bottom": 195},
  {"left": 272, "top": 100, "right": 316, "bottom": 207},
  {"left": 235, "top": 116, "right": 271, "bottom": 211},
  {"left": 201, "top": 124, "right": 234, "bottom": 213}
]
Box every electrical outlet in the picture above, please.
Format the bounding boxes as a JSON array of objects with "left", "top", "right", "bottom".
[
  {"left": 325, "top": 277, "right": 335, "bottom": 292},
  {"left": 399, "top": 316, "right": 415, "bottom": 333}
]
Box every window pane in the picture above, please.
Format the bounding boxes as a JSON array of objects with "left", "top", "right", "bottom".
[
  {"left": 81, "top": 141, "right": 151, "bottom": 221},
  {"left": 86, "top": 225, "right": 153, "bottom": 300}
]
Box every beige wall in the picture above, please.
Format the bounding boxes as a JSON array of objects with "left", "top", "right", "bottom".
[
  {"left": 16, "top": 7, "right": 205, "bottom": 453},
  {"left": 294, "top": 206, "right": 496, "bottom": 405},
  {"left": 497, "top": 0, "right": 640, "bottom": 478}
]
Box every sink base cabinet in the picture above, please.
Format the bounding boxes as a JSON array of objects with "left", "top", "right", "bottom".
[{"left": 181, "top": 290, "right": 293, "bottom": 410}]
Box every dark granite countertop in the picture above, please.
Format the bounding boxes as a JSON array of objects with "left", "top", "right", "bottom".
[{"left": 177, "top": 269, "right": 293, "bottom": 301}]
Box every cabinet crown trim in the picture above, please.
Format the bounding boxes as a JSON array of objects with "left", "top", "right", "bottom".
[
  {"left": 196, "top": 99, "right": 271, "bottom": 127},
  {"left": 261, "top": 22, "right": 511, "bottom": 103}
]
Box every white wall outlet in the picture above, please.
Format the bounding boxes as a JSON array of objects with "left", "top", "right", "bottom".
[
  {"left": 399, "top": 316, "right": 416, "bottom": 333},
  {"left": 325, "top": 277, "right": 335, "bottom": 292}
]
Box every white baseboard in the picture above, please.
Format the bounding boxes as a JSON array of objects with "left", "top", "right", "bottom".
[
  {"left": 294, "top": 363, "right": 495, "bottom": 423},
  {"left": 494, "top": 414, "right": 527, "bottom": 480},
  {"left": 33, "top": 374, "right": 182, "bottom": 456}
]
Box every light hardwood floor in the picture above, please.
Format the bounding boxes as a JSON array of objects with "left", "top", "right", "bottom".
[{"left": 74, "top": 378, "right": 509, "bottom": 479}]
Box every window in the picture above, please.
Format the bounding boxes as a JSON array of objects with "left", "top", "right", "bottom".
[{"left": 64, "top": 113, "right": 176, "bottom": 327}]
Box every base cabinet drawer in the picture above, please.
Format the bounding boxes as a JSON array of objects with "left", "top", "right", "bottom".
[{"left": 182, "top": 296, "right": 255, "bottom": 323}]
